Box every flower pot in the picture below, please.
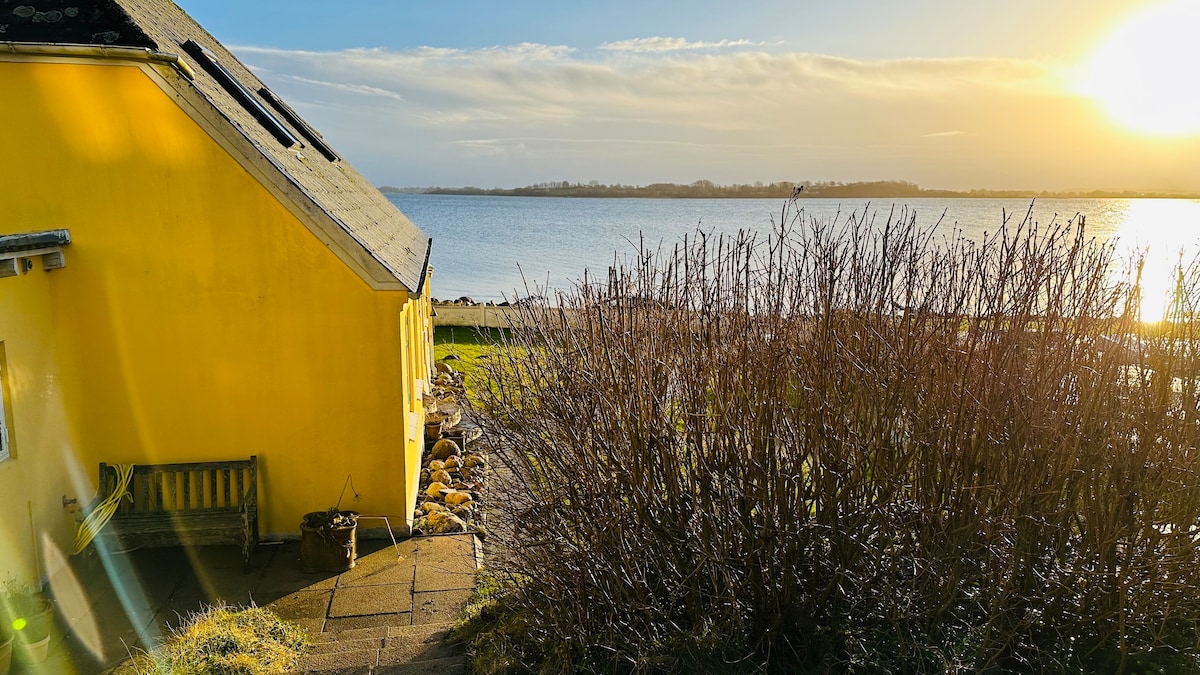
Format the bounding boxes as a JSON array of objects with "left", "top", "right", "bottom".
[
  {"left": 0, "top": 633, "right": 13, "bottom": 675},
  {"left": 1, "top": 594, "right": 52, "bottom": 667},
  {"left": 16, "top": 603, "right": 53, "bottom": 644},
  {"left": 425, "top": 419, "right": 444, "bottom": 441},
  {"left": 15, "top": 634, "right": 48, "bottom": 665},
  {"left": 299, "top": 511, "right": 358, "bottom": 573}
]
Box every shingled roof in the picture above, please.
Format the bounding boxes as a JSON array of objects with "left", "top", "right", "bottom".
[{"left": 1, "top": 0, "right": 431, "bottom": 293}]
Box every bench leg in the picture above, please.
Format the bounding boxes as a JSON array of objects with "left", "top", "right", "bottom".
[{"left": 241, "top": 513, "right": 253, "bottom": 574}]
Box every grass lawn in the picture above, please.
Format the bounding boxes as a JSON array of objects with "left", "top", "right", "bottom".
[{"left": 433, "top": 326, "right": 507, "bottom": 402}]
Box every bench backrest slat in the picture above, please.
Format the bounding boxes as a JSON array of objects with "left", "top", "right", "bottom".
[{"left": 101, "top": 458, "right": 257, "bottom": 515}]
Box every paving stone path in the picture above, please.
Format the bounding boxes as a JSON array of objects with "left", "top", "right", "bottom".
[
  {"left": 276, "top": 534, "right": 479, "bottom": 674},
  {"left": 51, "top": 534, "right": 480, "bottom": 674}
]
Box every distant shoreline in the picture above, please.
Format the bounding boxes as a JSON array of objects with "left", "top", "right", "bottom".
[{"left": 379, "top": 180, "right": 1200, "bottom": 201}]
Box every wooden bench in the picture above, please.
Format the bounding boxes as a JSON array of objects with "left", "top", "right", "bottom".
[{"left": 96, "top": 457, "right": 259, "bottom": 572}]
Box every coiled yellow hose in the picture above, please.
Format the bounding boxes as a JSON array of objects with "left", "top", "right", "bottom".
[{"left": 71, "top": 464, "right": 133, "bottom": 555}]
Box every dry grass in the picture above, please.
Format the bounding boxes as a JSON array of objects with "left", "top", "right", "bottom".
[
  {"left": 468, "top": 202, "right": 1200, "bottom": 673},
  {"left": 114, "top": 604, "right": 306, "bottom": 675}
]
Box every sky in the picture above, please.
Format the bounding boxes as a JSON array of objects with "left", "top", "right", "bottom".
[{"left": 178, "top": 0, "right": 1200, "bottom": 192}]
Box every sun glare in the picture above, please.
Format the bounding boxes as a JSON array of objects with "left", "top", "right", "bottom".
[
  {"left": 1076, "top": 0, "right": 1200, "bottom": 137},
  {"left": 1110, "top": 199, "right": 1200, "bottom": 323}
]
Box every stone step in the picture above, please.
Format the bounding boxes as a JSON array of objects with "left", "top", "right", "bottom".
[
  {"left": 380, "top": 621, "right": 461, "bottom": 666},
  {"left": 295, "top": 649, "right": 467, "bottom": 674},
  {"left": 307, "top": 625, "right": 392, "bottom": 645},
  {"left": 295, "top": 621, "right": 464, "bottom": 673},
  {"left": 374, "top": 655, "right": 469, "bottom": 675},
  {"left": 306, "top": 636, "right": 385, "bottom": 654},
  {"left": 297, "top": 647, "right": 380, "bottom": 672},
  {"left": 378, "top": 635, "right": 460, "bottom": 666},
  {"left": 385, "top": 621, "right": 455, "bottom": 642}
]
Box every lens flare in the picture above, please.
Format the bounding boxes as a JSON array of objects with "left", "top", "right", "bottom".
[{"left": 1076, "top": 0, "right": 1200, "bottom": 137}]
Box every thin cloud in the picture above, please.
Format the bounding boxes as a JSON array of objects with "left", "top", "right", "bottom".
[
  {"left": 599, "top": 37, "right": 762, "bottom": 53},
  {"left": 282, "top": 75, "right": 406, "bottom": 101},
  {"left": 224, "top": 41, "right": 1184, "bottom": 192}
]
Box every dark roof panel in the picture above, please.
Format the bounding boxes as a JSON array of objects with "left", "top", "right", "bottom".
[
  {"left": 1, "top": 0, "right": 430, "bottom": 293},
  {"left": 0, "top": 229, "right": 71, "bottom": 254},
  {"left": 1, "top": 1, "right": 154, "bottom": 48}
]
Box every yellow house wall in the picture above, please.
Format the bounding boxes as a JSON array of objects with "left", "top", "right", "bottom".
[
  {"left": 0, "top": 260, "right": 78, "bottom": 586},
  {"left": 0, "top": 58, "right": 429, "bottom": 547}
]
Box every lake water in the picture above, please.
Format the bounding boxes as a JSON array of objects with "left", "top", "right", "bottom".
[{"left": 388, "top": 194, "right": 1200, "bottom": 312}]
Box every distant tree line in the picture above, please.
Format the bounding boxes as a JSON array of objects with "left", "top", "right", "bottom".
[{"left": 377, "top": 180, "right": 1200, "bottom": 200}]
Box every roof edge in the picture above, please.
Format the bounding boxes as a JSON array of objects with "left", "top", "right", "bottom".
[
  {"left": 0, "top": 41, "right": 193, "bottom": 76},
  {"left": 415, "top": 237, "right": 433, "bottom": 296}
]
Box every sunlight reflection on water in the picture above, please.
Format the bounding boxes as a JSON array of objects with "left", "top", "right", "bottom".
[
  {"left": 391, "top": 195, "right": 1200, "bottom": 310},
  {"left": 1108, "top": 199, "right": 1200, "bottom": 321}
]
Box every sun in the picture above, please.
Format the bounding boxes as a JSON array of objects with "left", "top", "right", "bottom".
[{"left": 1075, "top": 0, "right": 1200, "bottom": 137}]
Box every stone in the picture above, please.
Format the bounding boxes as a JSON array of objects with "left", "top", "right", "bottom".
[
  {"left": 459, "top": 467, "right": 473, "bottom": 481},
  {"left": 443, "top": 456, "right": 461, "bottom": 469},
  {"left": 419, "top": 468, "right": 430, "bottom": 483},
  {"left": 425, "top": 482, "right": 449, "bottom": 498},
  {"left": 452, "top": 506, "right": 473, "bottom": 520},
  {"left": 427, "top": 510, "right": 467, "bottom": 534},
  {"left": 420, "top": 502, "right": 448, "bottom": 514},
  {"left": 431, "top": 469, "right": 452, "bottom": 485},
  {"left": 444, "top": 491, "right": 473, "bottom": 507},
  {"left": 442, "top": 354, "right": 461, "bottom": 361},
  {"left": 436, "top": 362, "right": 455, "bottom": 375},
  {"left": 431, "top": 439, "right": 460, "bottom": 460},
  {"left": 463, "top": 453, "right": 486, "bottom": 468},
  {"left": 427, "top": 459, "right": 446, "bottom": 471}
]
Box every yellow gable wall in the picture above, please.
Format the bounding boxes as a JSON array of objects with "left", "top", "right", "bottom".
[{"left": 0, "top": 58, "right": 428, "bottom": 549}]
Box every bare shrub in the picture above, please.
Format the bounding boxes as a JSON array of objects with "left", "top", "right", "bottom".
[{"left": 475, "top": 202, "right": 1200, "bottom": 673}]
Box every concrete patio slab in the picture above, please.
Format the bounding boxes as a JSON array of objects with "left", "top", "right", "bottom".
[
  {"left": 411, "top": 589, "right": 473, "bottom": 626},
  {"left": 412, "top": 537, "right": 477, "bottom": 575},
  {"left": 329, "top": 584, "right": 413, "bottom": 618},
  {"left": 268, "top": 589, "right": 333, "bottom": 622},
  {"left": 413, "top": 569, "right": 475, "bottom": 593},
  {"left": 323, "top": 613, "right": 412, "bottom": 632},
  {"left": 338, "top": 545, "right": 417, "bottom": 588}
]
